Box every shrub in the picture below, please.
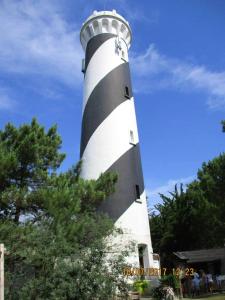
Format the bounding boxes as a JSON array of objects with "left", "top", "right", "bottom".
[
  {"left": 133, "top": 280, "right": 149, "bottom": 295},
  {"left": 151, "top": 285, "right": 175, "bottom": 300},
  {"left": 160, "top": 274, "right": 180, "bottom": 290},
  {"left": 151, "top": 286, "right": 165, "bottom": 300}
]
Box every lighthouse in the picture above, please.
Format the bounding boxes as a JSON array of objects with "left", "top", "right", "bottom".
[{"left": 80, "top": 10, "right": 154, "bottom": 269}]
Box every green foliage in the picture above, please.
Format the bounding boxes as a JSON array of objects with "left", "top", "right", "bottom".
[
  {"left": 133, "top": 279, "right": 149, "bottom": 295},
  {"left": 150, "top": 153, "right": 225, "bottom": 265},
  {"left": 160, "top": 274, "right": 179, "bottom": 290},
  {"left": 0, "top": 120, "right": 130, "bottom": 299},
  {"left": 0, "top": 118, "right": 65, "bottom": 222}
]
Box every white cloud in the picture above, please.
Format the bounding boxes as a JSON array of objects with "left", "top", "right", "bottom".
[
  {"left": 149, "top": 175, "right": 195, "bottom": 197},
  {"left": 131, "top": 44, "right": 225, "bottom": 109},
  {"left": 2, "top": 0, "right": 224, "bottom": 111},
  {"left": 0, "top": 0, "right": 83, "bottom": 87},
  {"left": 89, "top": 0, "right": 158, "bottom": 24},
  {"left": 111, "top": 0, "right": 158, "bottom": 23},
  {"left": 0, "top": 88, "right": 15, "bottom": 110},
  {"left": 147, "top": 175, "right": 195, "bottom": 209}
]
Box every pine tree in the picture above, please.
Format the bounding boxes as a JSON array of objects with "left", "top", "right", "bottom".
[{"left": 0, "top": 119, "right": 130, "bottom": 300}]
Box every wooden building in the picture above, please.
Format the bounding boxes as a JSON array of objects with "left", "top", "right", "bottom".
[{"left": 173, "top": 248, "right": 225, "bottom": 275}]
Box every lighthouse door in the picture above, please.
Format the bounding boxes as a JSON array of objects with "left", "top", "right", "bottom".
[{"left": 138, "top": 244, "right": 150, "bottom": 272}]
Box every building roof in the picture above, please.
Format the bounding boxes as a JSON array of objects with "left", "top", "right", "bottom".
[{"left": 173, "top": 248, "right": 225, "bottom": 263}]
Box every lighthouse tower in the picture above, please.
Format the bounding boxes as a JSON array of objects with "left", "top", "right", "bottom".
[{"left": 80, "top": 10, "right": 154, "bottom": 269}]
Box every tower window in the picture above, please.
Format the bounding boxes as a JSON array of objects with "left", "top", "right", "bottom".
[
  {"left": 129, "top": 130, "right": 137, "bottom": 145},
  {"left": 130, "top": 130, "right": 134, "bottom": 144},
  {"left": 124, "top": 86, "right": 130, "bottom": 99},
  {"left": 81, "top": 58, "right": 85, "bottom": 73},
  {"left": 121, "top": 50, "right": 127, "bottom": 62},
  {"left": 135, "top": 184, "right": 141, "bottom": 200}
]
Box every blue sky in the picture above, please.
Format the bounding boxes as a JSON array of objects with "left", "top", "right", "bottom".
[{"left": 0, "top": 0, "right": 224, "bottom": 209}]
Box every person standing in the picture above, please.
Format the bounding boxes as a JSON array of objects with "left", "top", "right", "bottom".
[{"left": 192, "top": 272, "right": 200, "bottom": 297}]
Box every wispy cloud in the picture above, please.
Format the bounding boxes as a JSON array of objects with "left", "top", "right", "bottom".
[
  {"left": 108, "top": 0, "right": 159, "bottom": 23},
  {"left": 0, "top": 88, "right": 15, "bottom": 111},
  {"left": 131, "top": 44, "right": 225, "bottom": 109},
  {"left": 89, "top": 0, "right": 158, "bottom": 24},
  {"left": 149, "top": 175, "right": 195, "bottom": 198},
  {"left": 147, "top": 175, "right": 195, "bottom": 208},
  {"left": 0, "top": 0, "right": 83, "bottom": 87}
]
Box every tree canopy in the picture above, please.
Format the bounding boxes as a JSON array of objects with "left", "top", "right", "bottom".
[
  {"left": 0, "top": 119, "right": 130, "bottom": 300},
  {"left": 150, "top": 153, "right": 225, "bottom": 266}
]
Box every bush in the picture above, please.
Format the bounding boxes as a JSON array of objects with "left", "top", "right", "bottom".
[
  {"left": 133, "top": 280, "right": 149, "bottom": 295},
  {"left": 151, "top": 285, "right": 175, "bottom": 300},
  {"left": 160, "top": 274, "right": 180, "bottom": 290},
  {"left": 151, "top": 286, "right": 165, "bottom": 300}
]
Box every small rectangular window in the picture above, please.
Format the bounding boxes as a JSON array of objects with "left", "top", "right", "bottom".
[
  {"left": 135, "top": 184, "right": 141, "bottom": 200},
  {"left": 124, "top": 86, "right": 130, "bottom": 99},
  {"left": 121, "top": 50, "right": 127, "bottom": 62},
  {"left": 81, "top": 58, "right": 85, "bottom": 73},
  {"left": 130, "top": 130, "right": 137, "bottom": 146},
  {"left": 129, "top": 130, "right": 135, "bottom": 145}
]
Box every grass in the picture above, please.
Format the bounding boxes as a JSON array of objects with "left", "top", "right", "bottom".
[
  {"left": 184, "top": 294, "right": 225, "bottom": 300},
  {"left": 141, "top": 294, "right": 225, "bottom": 300}
]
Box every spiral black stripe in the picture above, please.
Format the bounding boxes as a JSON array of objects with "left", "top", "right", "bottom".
[
  {"left": 80, "top": 62, "right": 132, "bottom": 157},
  {"left": 85, "top": 33, "right": 116, "bottom": 70},
  {"left": 97, "top": 143, "right": 144, "bottom": 220},
  {"left": 81, "top": 32, "right": 146, "bottom": 222}
]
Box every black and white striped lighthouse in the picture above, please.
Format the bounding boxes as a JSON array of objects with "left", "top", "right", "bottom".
[{"left": 80, "top": 10, "right": 154, "bottom": 268}]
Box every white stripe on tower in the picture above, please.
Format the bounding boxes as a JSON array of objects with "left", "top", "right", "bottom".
[
  {"left": 80, "top": 10, "right": 154, "bottom": 269},
  {"left": 81, "top": 98, "right": 138, "bottom": 179},
  {"left": 83, "top": 37, "right": 125, "bottom": 113}
]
